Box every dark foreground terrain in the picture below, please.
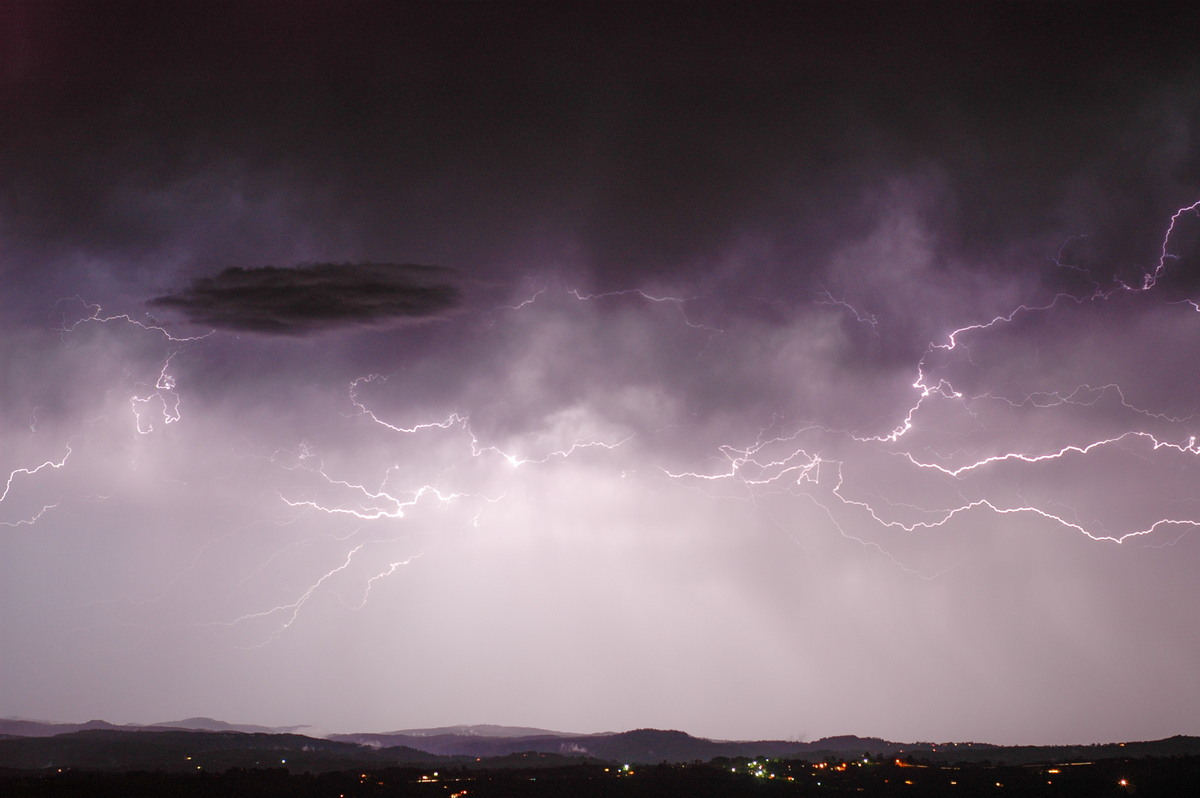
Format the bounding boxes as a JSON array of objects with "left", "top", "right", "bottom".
[
  {"left": 3, "top": 726, "right": 1200, "bottom": 796},
  {"left": 4, "top": 755, "right": 1200, "bottom": 797}
]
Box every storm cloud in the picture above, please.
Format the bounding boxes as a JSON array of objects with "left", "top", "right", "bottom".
[
  {"left": 148, "top": 262, "right": 461, "bottom": 334},
  {"left": 3, "top": 1, "right": 1200, "bottom": 747}
]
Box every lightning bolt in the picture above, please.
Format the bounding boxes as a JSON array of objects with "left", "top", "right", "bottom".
[
  {"left": 816, "top": 289, "right": 881, "bottom": 334},
  {"left": 130, "top": 353, "right": 182, "bottom": 434},
  {"left": 58, "top": 298, "right": 211, "bottom": 435},
  {"left": 60, "top": 299, "right": 212, "bottom": 343},
  {"left": 666, "top": 200, "right": 1200, "bottom": 558},
  {"left": 213, "top": 544, "right": 422, "bottom": 648},
  {"left": 349, "top": 553, "right": 423, "bottom": 611},
  {"left": 0, "top": 301, "right": 206, "bottom": 527},
  {"left": 567, "top": 287, "right": 724, "bottom": 333},
  {"left": 1, "top": 446, "right": 72, "bottom": 527},
  {"left": 211, "top": 281, "right": 730, "bottom": 643},
  {"left": 1, "top": 446, "right": 71, "bottom": 505},
  {"left": 25, "top": 205, "right": 1200, "bottom": 645},
  {"left": 210, "top": 541, "right": 372, "bottom": 647}
]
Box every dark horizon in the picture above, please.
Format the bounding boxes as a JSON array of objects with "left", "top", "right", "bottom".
[
  {"left": 6, "top": 713, "right": 1200, "bottom": 753},
  {"left": 3, "top": 711, "right": 1196, "bottom": 751}
]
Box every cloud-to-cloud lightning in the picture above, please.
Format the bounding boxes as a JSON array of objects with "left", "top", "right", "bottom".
[
  {"left": 68, "top": 201, "right": 1190, "bottom": 649},
  {"left": 5, "top": 0, "right": 1200, "bottom": 748},
  {"left": 666, "top": 202, "right": 1200, "bottom": 557},
  {"left": 4, "top": 199, "right": 1199, "bottom": 743}
]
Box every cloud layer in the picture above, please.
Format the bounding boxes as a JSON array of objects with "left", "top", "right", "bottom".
[{"left": 2, "top": 2, "right": 1200, "bottom": 746}]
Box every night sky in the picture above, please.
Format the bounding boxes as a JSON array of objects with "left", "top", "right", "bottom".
[{"left": 4, "top": 1, "right": 1200, "bottom": 745}]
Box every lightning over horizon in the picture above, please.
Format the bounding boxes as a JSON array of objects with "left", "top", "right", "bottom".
[
  {"left": 4, "top": 198, "right": 1200, "bottom": 725},
  {"left": 6, "top": 199, "right": 1195, "bottom": 643},
  {"left": 4, "top": 0, "right": 1200, "bottom": 748}
]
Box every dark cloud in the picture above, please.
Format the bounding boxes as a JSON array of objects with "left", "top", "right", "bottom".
[{"left": 148, "top": 262, "right": 461, "bottom": 334}]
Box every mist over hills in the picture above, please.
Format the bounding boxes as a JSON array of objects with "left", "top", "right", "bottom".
[
  {"left": 383, "top": 724, "right": 582, "bottom": 738},
  {"left": 328, "top": 726, "right": 894, "bottom": 762}
]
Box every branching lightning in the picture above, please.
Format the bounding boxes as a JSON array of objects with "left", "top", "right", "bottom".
[
  {"left": 14, "top": 204, "right": 1200, "bottom": 644},
  {"left": 209, "top": 541, "right": 407, "bottom": 647},
  {"left": 1, "top": 445, "right": 72, "bottom": 528},
  {"left": 0, "top": 301, "right": 208, "bottom": 527},
  {"left": 567, "top": 287, "right": 724, "bottom": 333},
  {"left": 61, "top": 299, "right": 213, "bottom": 344},
  {"left": 816, "top": 289, "right": 880, "bottom": 335},
  {"left": 130, "top": 354, "right": 182, "bottom": 434},
  {"left": 666, "top": 200, "right": 1200, "bottom": 553}
]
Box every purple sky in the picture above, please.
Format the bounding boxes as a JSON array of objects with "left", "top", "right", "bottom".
[{"left": 3, "top": 1, "right": 1200, "bottom": 745}]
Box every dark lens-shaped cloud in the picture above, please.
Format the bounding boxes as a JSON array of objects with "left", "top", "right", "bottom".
[{"left": 149, "top": 262, "right": 461, "bottom": 334}]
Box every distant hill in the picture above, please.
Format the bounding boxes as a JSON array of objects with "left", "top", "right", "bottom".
[
  {"left": 328, "top": 727, "right": 1200, "bottom": 766},
  {"left": 0, "top": 717, "right": 306, "bottom": 739},
  {"left": 0, "top": 729, "right": 445, "bottom": 772},
  {"left": 0, "top": 718, "right": 139, "bottom": 738},
  {"left": 5, "top": 718, "right": 1200, "bottom": 772},
  {"left": 330, "top": 727, "right": 910, "bottom": 763},
  {"left": 2, "top": 726, "right": 881, "bottom": 771},
  {"left": 149, "top": 717, "right": 309, "bottom": 735}
]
